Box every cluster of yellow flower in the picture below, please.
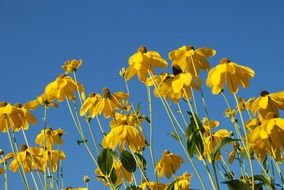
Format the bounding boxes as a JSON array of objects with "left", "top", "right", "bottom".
[
  {"left": 1, "top": 46, "right": 284, "bottom": 190},
  {"left": 0, "top": 103, "right": 65, "bottom": 172}
]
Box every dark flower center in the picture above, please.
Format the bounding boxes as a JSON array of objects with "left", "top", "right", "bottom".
[
  {"left": 172, "top": 65, "right": 183, "bottom": 76},
  {"left": 102, "top": 88, "right": 111, "bottom": 98},
  {"left": 138, "top": 46, "right": 147, "bottom": 53},
  {"left": 260, "top": 90, "right": 269, "bottom": 97}
]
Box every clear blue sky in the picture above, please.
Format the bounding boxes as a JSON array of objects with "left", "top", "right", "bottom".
[{"left": 1, "top": 0, "right": 284, "bottom": 189}]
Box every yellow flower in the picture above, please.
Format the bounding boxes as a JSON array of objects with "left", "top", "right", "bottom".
[
  {"left": 63, "top": 187, "right": 88, "bottom": 190},
  {"left": 62, "top": 59, "right": 83, "bottom": 73},
  {"left": 250, "top": 91, "right": 284, "bottom": 120},
  {"left": 0, "top": 102, "right": 37, "bottom": 132},
  {"left": 174, "top": 172, "right": 192, "bottom": 190},
  {"left": 155, "top": 150, "right": 184, "bottom": 178},
  {"left": 102, "top": 125, "right": 145, "bottom": 152},
  {"left": 80, "top": 92, "right": 101, "bottom": 118},
  {"left": 44, "top": 74, "right": 84, "bottom": 102},
  {"left": 109, "top": 112, "right": 145, "bottom": 129},
  {"left": 146, "top": 67, "right": 201, "bottom": 103},
  {"left": 124, "top": 46, "right": 168, "bottom": 83},
  {"left": 202, "top": 117, "right": 219, "bottom": 132},
  {"left": 4, "top": 145, "right": 44, "bottom": 173},
  {"left": 203, "top": 129, "right": 232, "bottom": 162},
  {"left": 80, "top": 88, "right": 129, "bottom": 118},
  {"left": 43, "top": 149, "right": 65, "bottom": 172},
  {"left": 206, "top": 58, "right": 254, "bottom": 94},
  {"left": 236, "top": 97, "right": 256, "bottom": 112},
  {"left": 141, "top": 181, "right": 167, "bottom": 190},
  {"left": 0, "top": 168, "right": 4, "bottom": 174},
  {"left": 169, "top": 45, "right": 216, "bottom": 76},
  {"left": 24, "top": 93, "right": 59, "bottom": 110},
  {"left": 96, "top": 160, "right": 132, "bottom": 186},
  {"left": 35, "top": 128, "right": 64, "bottom": 149},
  {"left": 247, "top": 117, "right": 284, "bottom": 161}
]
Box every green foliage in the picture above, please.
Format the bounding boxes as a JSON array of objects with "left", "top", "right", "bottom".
[
  {"left": 168, "top": 131, "right": 182, "bottom": 141},
  {"left": 210, "top": 137, "right": 237, "bottom": 161},
  {"left": 134, "top": 153, "right": 147, "bottom": 171},
  {"left": 223, "top": 179, "right": 250, "bottom": 190},
  {"left": 121, "top": 150, "right": 137, "bottom": 173},
  {"left": 185, "top": 112, "right": 204, "bottom": 158},
  {"left": 98, "top": 148, "right": 114, "bottom": 175}
]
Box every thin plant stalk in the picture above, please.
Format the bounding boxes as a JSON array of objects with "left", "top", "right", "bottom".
[
  {"left": 176, "top": 102, "right": 188, "bottom": 127},
  {"left": 183, "top": 89, "right": 219, "bottom": 190},
  {"left": 21, "top": 129, "right": 43, "bottom": 190},
  {"left": 233, "top": 92, "right": 255, "bottom": 190},
  {"left": 147, "top": 72, "right": 207, "bottom": 190},
  {"left": 6, "top": 127, "right": 30, "bottom": 190},
  {"left": 1, "top": 154, "right": 8, "bottom": 190},
  {"left": 146, "top": 85, "right": 160, "bottom": 187},
  {"left": 66, "top": 98, "right": 116, "bottom": 190}
]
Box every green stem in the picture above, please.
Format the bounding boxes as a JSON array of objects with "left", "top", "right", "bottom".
[
  {"left": 21, "top": 129, "right": 43, "bottom": 190},
  {"left": 147, "top": 71, "right": 206, "bottom": 190},
  {"left": 6, "top": 127, "right": 30, "bottom": 190},
  {"left": 1, "top": 155, "right": 8, "bottom": 190},
  {"left": 66, "top": 98, "right": 116, "bottom": 190},
  {"left": 233, "top": 93, "right": 254, "bottom": 190}
]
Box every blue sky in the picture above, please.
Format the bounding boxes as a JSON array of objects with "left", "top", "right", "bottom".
[{"left": 0, "top": 0, "right": 284, "bottom": 189}]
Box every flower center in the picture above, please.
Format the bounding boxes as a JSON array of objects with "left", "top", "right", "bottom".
[
  {"left": 172, "top": 65, "right": 183, "bottom": 76},
  {"left": 102, "top": 88, "right": 111, "bottom": 98},
  {"left": 221, "top": 58, "right": 231, "bottom": 64},
  {"left": 260, "top": 90, "right": 269, "bottom": 97},
  {"left": 138, "top": 46, "right": 147, "bottom": 53}
]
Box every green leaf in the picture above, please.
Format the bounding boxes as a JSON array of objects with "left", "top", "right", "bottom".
[
  {"left": 186, "top": 129, "right": 203, "bottom": 158},
  {"left": 223, "top": 179, "right": 250, "bottom": 190},
  {"left": 254, "top": 175, "right": 275, "bottom": 190},
  {"left": 135, "top": 103, "right": 141, "bottom": 114},
  {"left": 97, "top": 148, "right": 114, "bottom": 175},
  {"left": 185, "top": 112, "right": 205, "bottom": 158},
  {"left": 109, "top": 168, "right": 117, "bottom": 184},
  {"left": 210, "top": 137, "right": 238, "bottom": 160},
  {"left": 144, "top": 116, "right": 151, "bottom": 124},
  {"left": 134, "top": 153, "right": 147, "bottom": 171},
  {"left": 121, "top": 150, "right": 136, "bottom": 173},
  {"left": 167, "top": 132, "right": 182, "bottom": 141},
  {"left": 166, "top": 181, "right": 175, "bottom": 190}
]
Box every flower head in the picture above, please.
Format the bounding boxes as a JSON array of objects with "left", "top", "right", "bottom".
[
  {"left": 155, "top": 150, "right": 184, "bottom": 178},
  {"left": 247, "top": 117, "right": 284, "bottom": 161},
  {"left": 203, "top": 129, "right": 232, "bottom": 162},
  {"left": 146, "top": 66, "right": 201, "bottom": 102},
  {"left": 102, "top": 125, "right": 145, "bottom": 152},
  {"left": 96, "top": 160, "right": 132, "bottom": 186},
  {"left": 206, "top": 58, "right": 255, "bottom": 94},
  {"left": 123, "top": 46, "right": 168, "bottom": 83},
  {"left": 4, "top": 145, "right": 44, "bottom": 173},
  {"left": 109, "top": 112, "right": 145, "bottom": 129},
  {"left": 43, "top": 149, "right": 65, "bottom": 172},
  {"left": 169, "top": 45, "right": 216, "bottom": 76},
  {"left": 24, "top": 93, "right": 59, "bottom": 110},
  {"left": 61, "top": 59, "right": 82, "bottom": 73},
  {"left": 44, "top": 75, "right": 84, "bottom": 102},
  {"left": 250, "top": 91, "right": 284, "bottom": 120},
  {"left": 202, "top": 117, "right": 219, "bottom": 132},
  {"left": 0, "top": 102, "right": 37, "bottom": 132},
  {"left": 80, "top": 92, "right": 101, "bottom": 118},
  {"left": 80, "top": 88, "right": 129, "bottom": 118},
  {"left": 174, "top": 172, "right": 192, "bottom": 190},
  {"left": 141, "top": 181, "right": 167, "bottom": 190},
  {"left": 35, "top": 128, "right": 64, "bottom": 149}
]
